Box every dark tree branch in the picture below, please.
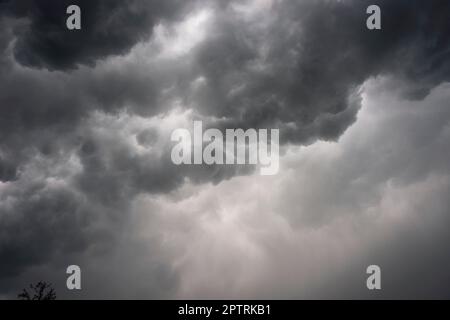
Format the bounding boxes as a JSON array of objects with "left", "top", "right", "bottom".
[{"left": 18, "top": 281, "right": 56, "bottom": 300}]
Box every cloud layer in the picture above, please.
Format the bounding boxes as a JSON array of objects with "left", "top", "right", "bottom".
[{"left": 0, "top": 0, "right": 450, "bottom": 298}]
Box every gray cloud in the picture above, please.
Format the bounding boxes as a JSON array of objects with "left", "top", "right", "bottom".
[
  {"left": 0, "top": 0, "right": 198, "bottom": 70},
  {"left": 1, "top": 0, "right": 450, "bottom": 299},
  {"left": 184, "top": 0, "right": 450, "bottom": 144}
]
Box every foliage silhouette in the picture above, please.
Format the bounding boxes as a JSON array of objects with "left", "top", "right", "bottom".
[{"left": 18, "top": 281, "right": 56, "bottom": 300}]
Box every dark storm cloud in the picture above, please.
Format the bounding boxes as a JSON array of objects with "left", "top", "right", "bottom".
[
  {"left": 1, "top": 0, "right": 449, "bottom": 147},
  {"left": 0, "top": 181, "right": 89, "bottom": 278},
  {"left": 1, "top": 0, "right": 450, "bottom": 299},
  {"left": 75, "top": 118, "right": 252, "bottom": 203},
  {"left": 0, "top": 0, "right": 197, "bottom": 70},
  {"left": 185, "top": 0, "right": 450, "bottom": 144}
]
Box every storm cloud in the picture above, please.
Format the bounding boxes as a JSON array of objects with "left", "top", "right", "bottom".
[
  {"left": 0, "top": 0, "right": 450, "bottom": 299},
  {"left": 0, "top": 0, "right": 200, "bottom": 70}
]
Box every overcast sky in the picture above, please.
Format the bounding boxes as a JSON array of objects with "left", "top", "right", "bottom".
[{"left": 1, "top": 0, "right": 450, "bottom": 299}]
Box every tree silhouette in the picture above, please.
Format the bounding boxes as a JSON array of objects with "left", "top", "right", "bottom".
[{"left": 18, "top": 281, "right": 56, "bottom": 300}]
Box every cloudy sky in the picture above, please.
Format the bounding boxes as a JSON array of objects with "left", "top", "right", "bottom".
[{"left": 1, "top": 0, "right": 450, "bottom": 299}]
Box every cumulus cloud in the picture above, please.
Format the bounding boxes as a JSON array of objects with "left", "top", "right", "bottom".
[
  {"left": 0, "top": 0, "right": 200, "bottom": 70},
  {"left": 0, "top": 0, "right": 450, "bottom": 299}
]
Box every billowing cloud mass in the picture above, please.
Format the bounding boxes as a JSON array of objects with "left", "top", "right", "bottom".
[{"left": 0, "top": 0, "right": 450, "bottom": 299}]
